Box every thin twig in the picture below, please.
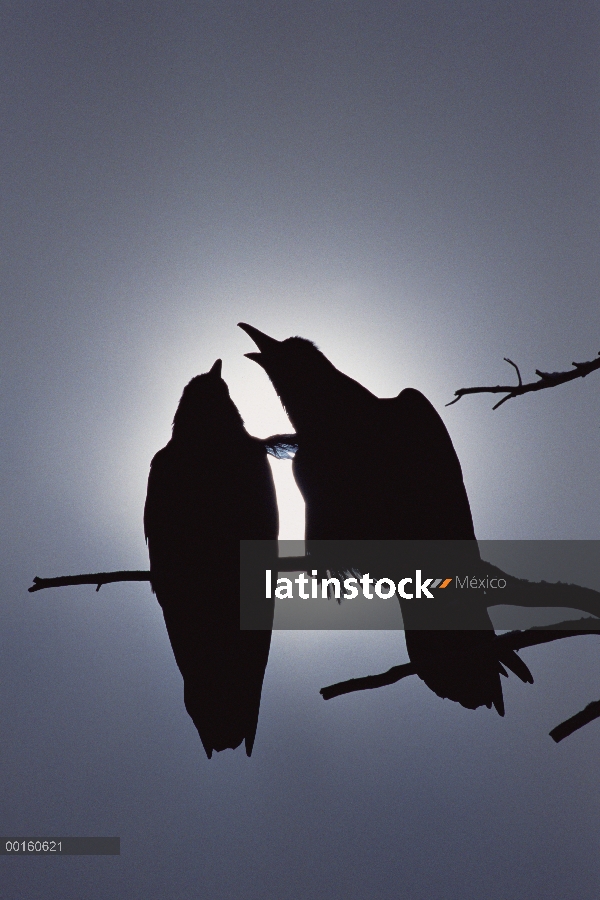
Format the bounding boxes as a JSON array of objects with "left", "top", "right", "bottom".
[
  {"left": 447, "top": 351, "right": 600, "bottom": 409},
  {"left": 504, "top": 357, "right": 522, "bottom": 386}
]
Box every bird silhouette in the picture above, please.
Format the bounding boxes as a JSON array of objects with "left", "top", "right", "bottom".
[
  {"left": 144, "top": 359, "right": 278, "bottom": 757},
  {"left": 238, "top": 323, "right": 530, "bottom": 714}
]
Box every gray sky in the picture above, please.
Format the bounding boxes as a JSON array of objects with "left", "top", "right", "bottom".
[{"left": 2, "top": 2, "right": 600, "bottom": 897}]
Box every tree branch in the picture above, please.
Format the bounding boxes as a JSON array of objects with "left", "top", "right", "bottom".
[
  {"left": 29, "top": 567, "right": 600, "bottom": 740},
  {"left": 320, "top": 663, "right": 416, "bottom": 700},
  {"left": 27, "top": 557, "right": 316, "bottom": 593},
  {"left": 550, "top": 699, "right": 600, "bottom": 743},
  {"left": 28, "top": 571, "right": 152, "bottom": 593},
  {"left": 28, "top": 559, "right": 600, "bottom": 626},
  {"left": 495, "top": 617, "right": 600, "bottom": 652},
  {"left": 447, "top": 352, "right": 600, "bottom": 409},
  {"left": 320, "top": 620, "right": 600, "bottom": 735}
]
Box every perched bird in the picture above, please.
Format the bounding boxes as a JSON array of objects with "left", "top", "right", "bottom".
[
  {"left": 237, "top": 323, "right": 475, "bottom": 541},
  {"left": 144, "top": 359, "right": 278, "bottom": 757},
  {"left": 238, "top": 323, "right": 531, "bottom": 714}
]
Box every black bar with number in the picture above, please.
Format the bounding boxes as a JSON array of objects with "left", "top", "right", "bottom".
[{"left": 0, "top": 838, "right": 120, "bottom": 855}]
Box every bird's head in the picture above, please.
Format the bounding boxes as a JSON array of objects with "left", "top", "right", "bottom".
[
  {"left": 172, "top": 358, "right": 244, "bottom": 438},
  {"left": 238, "top": 323, "right": 338, "bottom": 431}
]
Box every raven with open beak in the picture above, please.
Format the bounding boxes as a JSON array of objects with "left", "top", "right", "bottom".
[{"left": 238, "top": 322, "right": 532, "bottom": 716}]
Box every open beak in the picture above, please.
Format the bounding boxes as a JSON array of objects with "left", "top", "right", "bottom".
[{"left": 237, "top": 323, "right": 281, "bottom": 356}]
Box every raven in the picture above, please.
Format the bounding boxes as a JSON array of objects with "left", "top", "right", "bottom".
[
  {"left": 237, "top": 323, "right": 475, "bottom": 541},
  {"left": 144, "top": 359, "right": 278, "bottom": 757},
  {"left": 238, "top": 324, "right": 530, "bottom": 715}
]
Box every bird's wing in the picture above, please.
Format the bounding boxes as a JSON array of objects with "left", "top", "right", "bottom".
[
  {"left": 144, "top": 445, "right": 175, "bottom": 545},
  {"left": 385, "top": 388, "right": 476, "bottom": 541}
]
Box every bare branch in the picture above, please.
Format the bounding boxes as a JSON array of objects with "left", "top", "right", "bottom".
[
  {"left": 550, "top": 699, "right": 600, "bottom": 743},
  {"left": 29, "top": 560, "right": 600, "bottom": 627},
  {"left": 320, "top": 620, "right": 600, "bottom": 745},
  {"left": 29, "top": 567, "right": 600, "bottom": 739},
  {"left": 28, "top": 571, "right": 152, "bottom": 593},
  {"left": 320, "top": 663, "right": 416, "bottom": 700},
  {"left": 321, "top": 620, "right": 600, "bottom": 702},
  {"left": 496, "top": 618, "right": 600, "bottom": 653},
  {"left": 27, "top": 557, "right": 319, "bottom": 594},
  {"left": 447, "top": 351, "right": 600, "bottom": 409}
]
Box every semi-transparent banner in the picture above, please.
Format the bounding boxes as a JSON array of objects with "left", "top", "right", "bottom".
[{"left": 239, "top": 540, "right": 600, "bottom": 630}]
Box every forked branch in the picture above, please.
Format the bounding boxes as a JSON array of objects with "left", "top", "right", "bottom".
[{"left": 447, "top": 352, "right": 600, "bottom": 409}]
